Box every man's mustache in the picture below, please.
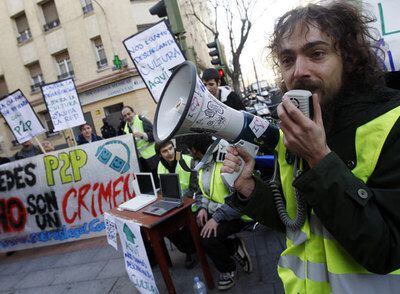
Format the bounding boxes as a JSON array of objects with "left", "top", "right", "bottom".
[{"left": 292, "top": 79, "right": 323, "bottom": 92}]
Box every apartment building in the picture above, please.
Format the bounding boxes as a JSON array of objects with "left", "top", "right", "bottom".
[{"left": 0, "top": 0, "right": 213, "bottom": 158}]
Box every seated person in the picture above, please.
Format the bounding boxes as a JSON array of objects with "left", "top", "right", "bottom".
[
  {"left": 155, "top": 140, "right": 198, "bottom": 269},
  {"left": 77, "top": 123, "right": 103, "bottom": 145},
  {"left": 14, "top": 140, "right": 42, "bottom": 160},
  {"left": 184, "top": 135, "right": 253, "bottom": 290}
]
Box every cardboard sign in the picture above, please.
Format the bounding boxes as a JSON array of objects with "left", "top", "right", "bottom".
[
  {"left": 41, "top": 78, "right": 86, "bottom": 131},
  {"left": 115, "top": 216, "right": 159, "bottom": 294},
  {"left": 123, "top": 20, "right": 186, "bottom": 102},
  {"left": 365, "top": 0, "right": 400, "bottom": 71},
  {"left": 0, "top": 90, "right": 45, "bottom": 143},
  {"left": 0, "top": 135, "right": 140, "bottom": 252}
]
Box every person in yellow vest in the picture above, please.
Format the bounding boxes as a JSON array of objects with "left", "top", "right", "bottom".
[
  {"left": 121, "top": 106, "right": 159, "bottom": 186},
  {"left": 155, "top": 140, "right": 198, "bottom": 269},
  {"left": 184, "top": 135, "right": 253, "bottom": 290},
  {"left": 222, "top": 2, "right": 400, "bottom": 293}
]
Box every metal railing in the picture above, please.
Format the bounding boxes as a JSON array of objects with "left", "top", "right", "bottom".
[
  {"left": 43, "top": 19, "right": 60, "bottom": 32},
  {"left": 30, "top": 81, "right": 45, "bottom": 92},
  {"left": 17, "top": 30, "right": 32, "bottom": 43},
  {"left": 57, "top": 70, "right": 74, "bottom": 80},
  {"left": 96, "top": 58, "right": 108, "bottom": 69}
]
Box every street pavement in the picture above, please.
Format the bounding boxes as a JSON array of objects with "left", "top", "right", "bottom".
[{"left": 0, "top": 225, "right": 285, "bottom": 294}]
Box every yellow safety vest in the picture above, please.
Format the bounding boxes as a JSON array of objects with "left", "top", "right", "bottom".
[
  {"left": 157, "top": 154, "right": 192, "bottom": 194},
  {"left": 123, "top": 115, "right": 156, "bottom": 160},
  {"left": 276, "top": 105, "right": 400, "bottom": 293},
  {"left": 199, "top": 162, "right": 251, "bottom": 222}
]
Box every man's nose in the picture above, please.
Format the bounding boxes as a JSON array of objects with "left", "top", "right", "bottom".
[{"left": 293, "top": 57, "right": 311, "bottom": 80}]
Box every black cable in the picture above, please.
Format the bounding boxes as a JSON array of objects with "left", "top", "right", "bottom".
[{"left": 269, "top": 155, "right": 307, "bottom": 231}]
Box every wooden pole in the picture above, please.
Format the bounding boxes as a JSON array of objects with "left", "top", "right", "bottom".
[{"left": 33, "top": 136, "right": 46, "bottom": 154}]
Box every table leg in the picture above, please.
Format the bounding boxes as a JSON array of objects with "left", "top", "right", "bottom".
[
  {"left": 187, "top": 210, "right": 215, "bottom": 289},
  {"left": 148, "top": 229, "right": 176, "bottom": 294},
  {"left": 161, "top": 238, "right": 172, "bottom": 267}
]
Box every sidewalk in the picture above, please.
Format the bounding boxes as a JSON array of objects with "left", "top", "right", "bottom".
[{"left": 0, "top": 226, "right": 285, "bottom": 294}]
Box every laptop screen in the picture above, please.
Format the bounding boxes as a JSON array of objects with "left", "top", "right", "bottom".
[
  {"left": 136, "top": 174, "right": 155, "bottom": 196},
  {"left": 160, "top": 173, "right": 182, "bottom": 200}
]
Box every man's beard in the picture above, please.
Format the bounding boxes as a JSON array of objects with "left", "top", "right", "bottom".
[{"left": 290, "top": 78, "right": 341, "bottom": 134}]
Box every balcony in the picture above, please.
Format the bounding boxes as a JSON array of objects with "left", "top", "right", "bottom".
[
  {"left": 30, "top": 81, "right": 45, "bottom": 93},
  {"left": 96, "top": 58, "right": 108, "bottom": 69},
  {"left": 82, "top": 3, "right": 93, "bottom": 14},
  {"left": 43, "top": 19, "right": 60, "bottom": 32},
  {"left": 57, "top": 70, "right": 74, "bottom": 80},
  {"left": 17, "top": 29, "right": 32, "bottom": 43}
]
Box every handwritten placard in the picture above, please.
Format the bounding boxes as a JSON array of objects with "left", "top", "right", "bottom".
[
  {"left": 0, "top": 90, "right": 45, "bottom": 143},
  {"left": 41, "top": 79, "right": 85, "bottom": 131},
  {"left": 123, "top": 21, "right": 186, "bottom": 102},
  {"left": 116, "top": 217, "right": 159, "bottom": 294},
  {"left": 365, "top": 0, "right": 400, "bottom": 71}
]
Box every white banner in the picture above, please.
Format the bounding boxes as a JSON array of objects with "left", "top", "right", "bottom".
[
  {"left": 364, "top": 0, "right": 400, "bottom": 71},
  {"left": 115, "top": 216, "right": 159, "bottom": 294},
  {"left": 123, "top": 20, "right": 186, "bottom": 102},
  {"left": 41, "top": 78, "right": 86, "bottom": 131},
  {"left": 0, "top": 135, "right": 139, "bottom": 252},
  {"left": 0, "top": 90, "right": 45, "bottom": 143}
]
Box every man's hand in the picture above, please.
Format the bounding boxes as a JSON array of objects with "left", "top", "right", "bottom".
[
  {"left": 133, "top": 131, "right": 143, "bottom": 139},
  {"left": 278, "top": 93, "right": 331, "bottom": 168},
  {"left": 196, "top": 208, "right": 208, "bottom": 227},
  {"left": 221, "top": 146, "right": 255, "bottom": 197},
  {"left": 200, "top": 218, "right": 219, "bottom": 238}
]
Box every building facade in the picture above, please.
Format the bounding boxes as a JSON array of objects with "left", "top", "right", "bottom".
[{"left": 0, "top": 0, "right": 213, "bottom": 158}]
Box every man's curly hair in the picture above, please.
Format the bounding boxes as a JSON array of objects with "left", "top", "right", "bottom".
[{"left": 269, "top": 1, "right": 385, "bottom": 93}]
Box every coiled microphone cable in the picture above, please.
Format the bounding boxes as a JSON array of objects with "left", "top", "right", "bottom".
[{"left": 269, "top": 155, "right": 307, "bottom": 231}]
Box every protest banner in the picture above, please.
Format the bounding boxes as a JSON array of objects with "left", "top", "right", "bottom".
[
  {"left": 41, "top": 78, "right": 86, "bottom": 131},
  {"left": 113, "top": 215, "right": 159, "bottom": 294},
  {"left": 0, "top": 90, "right": 46, "bottom": 143},
  {"left": 365, "top": 0, "right": 400, "bottom": 71},
  {"left": 0, "top": 135, "right": 139, "bottom": 252},
  {"left": 123, "top": 20, "right": 186, "bottom": 102}
]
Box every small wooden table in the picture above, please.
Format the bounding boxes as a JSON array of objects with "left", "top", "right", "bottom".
[{"left": 108, "top": 198, "right": 215, "bottom": 294}]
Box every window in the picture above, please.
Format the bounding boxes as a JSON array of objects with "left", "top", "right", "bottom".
[
  {"left": 81, "top": 0, "right": 93, "bottom": 14},
  {"left": 0, "top": 76, "right": 8, "bottom": 98},
  {"left": 41, "top": 0, "right": 60, "bottom": 32},
  {"left": 92, "top": 37, "right": 108, "bottom": 69},
  {"left": 27, "top": 63, "right": 45, "bottom": 92},
  {"left": 55, "top": 52, "right": 74, "bottom": 80},
  {"left": 14, "top": 13, "right": 32, "bottom": 43}
]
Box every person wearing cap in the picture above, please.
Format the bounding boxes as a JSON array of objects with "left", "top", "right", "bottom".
[{"left": 202, "top": 68, "right": 246, "bottom": 111}]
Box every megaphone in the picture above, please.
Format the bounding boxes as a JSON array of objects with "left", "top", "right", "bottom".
[{"left": 154, "top": 61, "right": 280, "bottom": 185}]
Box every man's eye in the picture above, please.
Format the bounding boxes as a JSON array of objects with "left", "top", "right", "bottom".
[
  {"left": 280, "top": 57, "right": 293, "bottom": 66},
  {"left": 311, "top": 51, "right": 325, "bottom": 59}
]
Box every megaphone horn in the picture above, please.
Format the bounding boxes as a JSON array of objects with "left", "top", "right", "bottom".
[{"left": 154, "top": 61, "right": 279, "bottom": 151}]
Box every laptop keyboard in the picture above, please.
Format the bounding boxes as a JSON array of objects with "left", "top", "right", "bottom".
[{"left": 151, "top": 201, "right": 178, "bottom": 210}]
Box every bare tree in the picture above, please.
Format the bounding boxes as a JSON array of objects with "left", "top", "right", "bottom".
[{"left": 184, "top": 0, "right": 257, "bottom": 94}]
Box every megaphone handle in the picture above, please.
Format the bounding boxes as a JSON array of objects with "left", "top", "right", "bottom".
[{"left": 221, "top": 140, "right": 259, "bottom": 187}]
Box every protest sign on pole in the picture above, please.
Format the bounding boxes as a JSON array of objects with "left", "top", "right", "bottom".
[
  {"left": 0, "top": 90, "right": 46, "bottom": 143},
  {"left": 0, "top": 135, "right": 139, "bottom": 252},
  {"left": 123, "top": 20, "right": 186, "bottom": 103},
  {"left": 114, "top": 216, "right": 159, "bottom": 294},
  {"left": 41, "top": 78, "right": 86, "bottom": 131}
]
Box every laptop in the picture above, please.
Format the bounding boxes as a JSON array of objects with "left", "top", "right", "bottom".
[
  {"left": 118, "top": 173, "right": 157, "bottom": 211},
  {"left": 143, "top": 173, "right": 183, "bottom": 216}
]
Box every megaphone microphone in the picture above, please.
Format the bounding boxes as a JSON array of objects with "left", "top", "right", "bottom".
[{"left": 154, "top": 61, "right": 280, "bottom": 186}]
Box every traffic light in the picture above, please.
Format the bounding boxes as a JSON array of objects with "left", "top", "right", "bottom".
[
  {"left": 149, "top": 0, "right": 167, "bottom": 18},
  {"left": 207, "top": 39, "right": 222, "bottom": 66}
]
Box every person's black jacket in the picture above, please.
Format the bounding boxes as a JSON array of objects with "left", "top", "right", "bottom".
[
  {"left": 0, "top": 157, "right": 10, "bottom": 165},
  {"left": 218, "top": 86, "right": 246, "bottom": 111},
  {"left": 228, "top": 86, "right": 400, "bottom": 275},
  {"left": 101, "top": 123, "right": 117, "bottom": 138},
  {"left": 77, "top": 133, "right": 103, "bottom": 145}
]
